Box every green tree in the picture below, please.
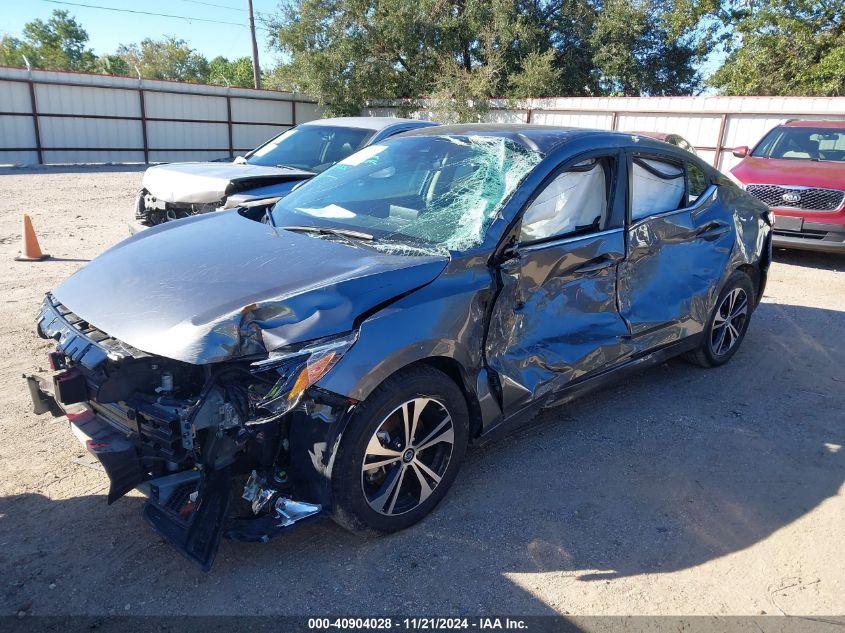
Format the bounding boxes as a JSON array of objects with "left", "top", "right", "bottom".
[
  {"left": 0, "top": 35, "right": 25, "bottom": 67},
  {"left": 509, "top": 49, "right": 566, "bottom": 99},
  {"left": 208, "top": 56, "right": 256, "bottom": 88},
  {"left": 264, "top": 0, "right": 556, "bottom": 116},
  {"left": 264, "top": 0, "right": 702, "bottom": 116},
  {"left": 709, "top": 0, "right": 845, "bottom": 96},
  {"left": 116, "top": 36, "right": 210, "bottom": 83},
  {"left": 0, "top": 10, "right": 97, "bottom": 71},
  {"left": 95, "top": 54, "right": 131, "bottom": 77},
  {"left": 265, "top": 0, "right": 433, "bottom": 115},
  {"left": 590, "top": 0, "right": 700, "bottom": 95}
]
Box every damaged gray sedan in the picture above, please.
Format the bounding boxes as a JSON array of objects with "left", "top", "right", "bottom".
[{"left": 27, "top": 124, "right": 772, "bottom": 570}]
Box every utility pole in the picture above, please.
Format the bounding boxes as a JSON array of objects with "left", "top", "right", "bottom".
[{"left": 247, "top": 0, "right": 262, "bottom": 89}]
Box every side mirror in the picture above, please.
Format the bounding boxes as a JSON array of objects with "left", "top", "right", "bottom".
[
  {"left": 732, "top": 146, "right": 749, "bottom": 158},
  {"left": 233, "top": 155, "right": 247, "bottom": 164}
]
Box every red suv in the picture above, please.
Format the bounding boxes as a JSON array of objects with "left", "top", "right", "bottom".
[{"left": 731, "top": 120, "right": 845, "bottom": 254}]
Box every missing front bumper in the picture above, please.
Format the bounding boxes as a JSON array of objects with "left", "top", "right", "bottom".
[
  {"left": 25, "top": 371, "right": 327, "bottom": 571},
  {"left": 24, "top": 376, "right": 147, "bottom": 505},
  {"left": 24, "top": 374, "right": 64, "bottom": 417}
]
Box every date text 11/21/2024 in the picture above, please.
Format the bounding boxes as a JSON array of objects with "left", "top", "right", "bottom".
[{"left": 307, "top": 618, "right": 529, "bottom": 630}]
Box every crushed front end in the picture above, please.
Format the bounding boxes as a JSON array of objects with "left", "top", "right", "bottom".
[
  {"left": 26, "top": 294, "right": 356, "bottom": 570},
  {"left": 135, "top": 188, "right": 222, "bottom": 227}
]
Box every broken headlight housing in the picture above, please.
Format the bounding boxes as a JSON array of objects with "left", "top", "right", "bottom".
[{"left": 248, "top": 331, "right": 357, "bottom": 417}]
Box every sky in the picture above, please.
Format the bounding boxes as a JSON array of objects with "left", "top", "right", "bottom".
[{"left": 1, "top": 0, "right": 284, "bottom": 67}]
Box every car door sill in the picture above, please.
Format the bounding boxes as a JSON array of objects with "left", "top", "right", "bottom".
[
  {"left": 622, "top": 319, "right": 682, "bottom": 340},
  {"left": 476, "top": 334, "right": 702, "bottom": 445}
]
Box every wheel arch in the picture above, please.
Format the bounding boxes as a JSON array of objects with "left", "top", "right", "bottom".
[
  {"left": 415, "top": 356, "right": 484, "bottom": 440},
  {"left": 343, "top": 355, "right": 485, "bottom": 441},
  {"left": 734, "top": 262, "right": 762, "bottom": 305}
]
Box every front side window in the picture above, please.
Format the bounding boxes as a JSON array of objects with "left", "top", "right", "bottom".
[
  {"left": 520, "top": 157, "right": 614, "bottom": 242},
  {"left": 247, "top": 125, "right": 373, "bottom": 172},
  {"left": 631, "top": 157, "right": 685, "bottom": 221},
  {"left": 752, "top": 127, "right": 845, "bottom": 163},
  {"left": 271, "top": 135, "right": 543, "bottom": 253}
]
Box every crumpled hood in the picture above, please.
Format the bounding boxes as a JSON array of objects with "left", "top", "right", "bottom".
[
  {"left": 142, "top": 162, "right": 314, "bottom": 204},
  {"left": 52, "top": 211, "right": 448, "bottom": 364}
]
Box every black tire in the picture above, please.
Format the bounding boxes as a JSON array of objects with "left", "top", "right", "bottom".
[
  {"left": 330, "top": 364, "right": 469, "bottom": 535},
  {"left": 686, "top": 270, "right": 755, "bottom": 368}
]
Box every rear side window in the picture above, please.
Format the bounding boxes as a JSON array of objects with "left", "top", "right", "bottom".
[
  {"left": 631, "top": 157, "right": 685, "bottom": 221},
  {"left": 686, "top": 162, "right": 709, "bottom": 205}
]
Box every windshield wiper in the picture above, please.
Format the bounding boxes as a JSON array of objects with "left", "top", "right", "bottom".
[
  {"left": 274, "top": 163, "right": 315, "bottom": 173},
  {"left": 281, "top": 225, "right": 374, "bottom": 241}
]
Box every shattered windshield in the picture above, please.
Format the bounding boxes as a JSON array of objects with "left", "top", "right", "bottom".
[
  {"left": 270, "top": 135, "right": 543, "bottom": 254},
  {"left": 246, "top": 125, "right": 374, "bottom": 172}
]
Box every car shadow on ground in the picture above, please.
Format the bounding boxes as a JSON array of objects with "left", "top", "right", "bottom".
[{"left": 1, "top": 301, "right": 843, "bottom": 615}]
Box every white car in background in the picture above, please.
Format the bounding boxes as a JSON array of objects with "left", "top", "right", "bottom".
[{"left": 134, "top": 117, "right": 438, "bottom": 229}]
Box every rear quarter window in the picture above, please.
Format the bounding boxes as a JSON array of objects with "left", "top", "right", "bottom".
[{"left": 687, "top": 162, "right": 709, "bottom": 205}]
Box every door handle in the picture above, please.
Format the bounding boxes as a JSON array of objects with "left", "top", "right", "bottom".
[
  {"left": 695, "top": 220, "right": 729, "bottom": 240},
  {"left": 572, "top": 254, "right": 617, "bottom": 274}
]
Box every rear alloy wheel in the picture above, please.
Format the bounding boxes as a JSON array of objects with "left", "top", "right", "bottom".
[
  {"left": 710, "top": 287, "right": 749, "bottom": 357},
  {"left": 686, "top": 270, "right": 755, "bottom": 368},
  {"left": 331, "top": 365, "right": 468, "bottom": 534}
]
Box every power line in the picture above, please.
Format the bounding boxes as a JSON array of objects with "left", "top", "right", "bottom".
[
  {"left": 176, "top": 0, "right": 278, "bottom": 24},
  {"left": 178, "top": 0, "right": 278, "bottom": 22},
  {"left": 38, "top": 0, "right": 274, "bottom": 32},
  {"left": 176, "top": 0, "right": 245, "bottom": 12}
]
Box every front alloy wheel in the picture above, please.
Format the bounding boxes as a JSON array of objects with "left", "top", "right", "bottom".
[
  {"left": 331, "top": 365, "right": 469, "bottom": 534},
  {"left": 362, "top": 397, "right": 454, "bottom": 516}
]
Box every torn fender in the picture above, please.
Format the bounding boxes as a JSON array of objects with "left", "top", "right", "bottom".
[
  {"left": 53, "top": 210, "right": 447, "bottom": 364},
  {"left": 317, "top": 256, "right": 493, "bottom": 406}
]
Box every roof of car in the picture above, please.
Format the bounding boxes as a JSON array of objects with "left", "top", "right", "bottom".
[
  {"left": 300, "top": 117, "right": 436, "bottom": 131},
  {"left": 400, "top": 123, "right": 669, "bottom": 154},
  {"left": 783, "top": 120, "right": 845, "bottom": 129}
]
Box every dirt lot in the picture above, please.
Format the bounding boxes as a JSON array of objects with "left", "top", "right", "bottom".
[{"left": 0, "top": 165, "right": 843, "bottom": 616}]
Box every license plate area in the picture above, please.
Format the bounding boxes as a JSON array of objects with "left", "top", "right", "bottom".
[{"left": 774, "top": 215, "right": 803, "bottom": 232}]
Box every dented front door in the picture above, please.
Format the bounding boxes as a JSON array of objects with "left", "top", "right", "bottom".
[{"left": 485, "top": 151, "right": 631, "bottom": 414}]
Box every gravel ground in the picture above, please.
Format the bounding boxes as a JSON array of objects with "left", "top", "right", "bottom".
[{"left": 0, "top": 166, "right": 843, "bottom": 617}]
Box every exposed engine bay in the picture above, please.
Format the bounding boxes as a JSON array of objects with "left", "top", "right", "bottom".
[{"left": 28, "top": 294, "right": 357, "bottom": 570}]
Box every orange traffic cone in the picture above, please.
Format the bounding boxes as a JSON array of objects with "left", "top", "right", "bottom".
[{"left": 15, "top": 214, "right": 50, "bottom": 262}]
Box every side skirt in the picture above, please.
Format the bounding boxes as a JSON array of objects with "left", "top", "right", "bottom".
[{"left": 475, "top": 334, "right": 703, "bottom": 446}]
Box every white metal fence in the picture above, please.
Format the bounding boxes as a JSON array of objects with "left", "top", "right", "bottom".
[
  {"left": 365, "top": 96, "right": 845, "bottom": 172},
  {"left": 0, "top": 66, "right": 321, "bottom": 166},
  {"left": 3, "top": 67, "right": 843, "bottom": 173}
]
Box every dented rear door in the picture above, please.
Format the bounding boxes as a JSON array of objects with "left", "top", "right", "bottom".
[
  {"left": 486, "top": 150, "right": 631, "bottom": 414},
  {"left": 618, "top": 150, "right": 731, "bottom": 352}
]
